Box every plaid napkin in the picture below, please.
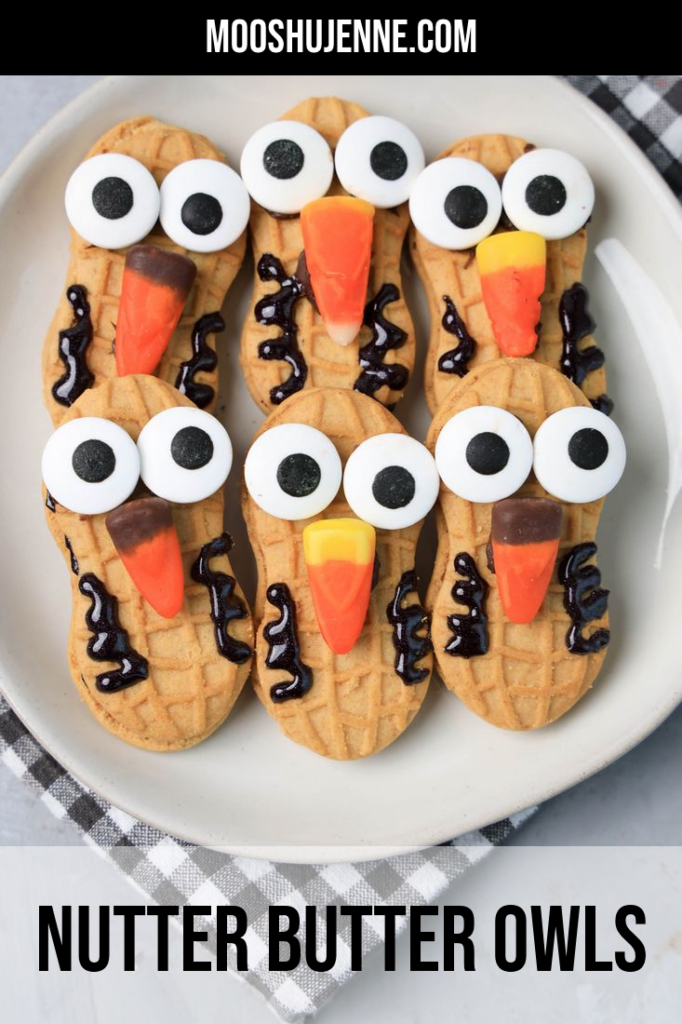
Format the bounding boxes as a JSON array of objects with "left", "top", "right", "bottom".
[{"left": 1, "top": 75, "right": 680, "bottom": 1021}]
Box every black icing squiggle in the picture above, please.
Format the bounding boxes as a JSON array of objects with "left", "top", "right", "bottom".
[
  {"left": 264, "top": 583, "right": 312, "bottom": 703},
  {"left": 437, "top": 295, "right": 476, "bottom": 376},
  {"left": 445, "top": 553, "right": 489, "bottom": 659},
  {"left": 45, "top": 492, "right": 56, "bottom": 513},
  {"left": 64, "top": 536, "right": 79, "bottom": 576},
  {"left": 386, "top": 570, "right": 431, "bottom": 685},
  {"left": 52, "top": 285, "right": 94, "bottom": 407},
  {"left": 190, "top": 533, "right": 251, "bottom": 664},
  {"left": 255, "top": 254, "right": 307, "bottom": 405},
  {"left": 558, "top": 542, "right": 610, "bottom": 655},
  {"left": 175, "top": 312, "right": 224, "bottom": 409},
  {"left": 559, "top": 284, "right": 612, "bottom": 415},
  {"left": 79, "top": 573, "right": 149, "bottom": 694},
  {"left": 354, "top": 284, "right": 409, "bottom": 400}
]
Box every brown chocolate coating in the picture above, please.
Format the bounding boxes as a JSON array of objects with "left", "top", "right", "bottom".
[
  {"left": 125, "top": 245, "right": 197, "bottom": 295},
  {"left": 106, "top": 497, "right": 173, "bottom": 555},
  {"left": 491, "top": 498, "right": 562, "bottom": 546}
]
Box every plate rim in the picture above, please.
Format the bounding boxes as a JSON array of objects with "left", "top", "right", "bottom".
[{"left": 1, "top": 74, "right": 681, "bottom": 863}]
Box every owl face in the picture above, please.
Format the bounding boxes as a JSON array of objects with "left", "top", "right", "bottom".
[
  {"left": 42, "top": 375, "right": 252, "bottom": 751},
  {"left": 410, "top": 134, "right": 607, "bottom": 414},
  {"left": 243, "top": 387, "right": 436, "bottom": 760},
  {"left": 44, "top": 116, "right": 250, "bottom": 423},
  {"left": 426, "top": 359, "right": 626, "bottom": 731},
  {"left": 239, "top": 98, "right": 426, "bottom": 411}
]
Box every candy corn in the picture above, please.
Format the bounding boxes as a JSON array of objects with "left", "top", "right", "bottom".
[
  {"left": 491, "top": 497, "right": 562, "bottom": 624},
  {"left": 476, "top": 231, "right": 546, "bottom": 357},
  {"left": 303, "top": 518, "right": 375, "bottom": 654},
  {"left": 116, "top": 245, "right": 197, "bottom": 376},
  {"left": 300, "top": 197, "right": 374, "bottom": 347},
  {"left": 106, "top": 497, "right": 185, "bottom": 618}
]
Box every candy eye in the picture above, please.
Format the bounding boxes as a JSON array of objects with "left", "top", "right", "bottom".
[
  {"left": 435, "top": 406, "right": 533, "bottom": 502},
  {"left": 533, "top": 407, "right": 625, "bottom": 503},
  {"left": 137, "top": 407, "right": 233, "bottom": 503},
  {"left": 334, "top": 116, "right": 425, "bottom": 208},
  {"left": 159, "top": 159, "right": 250, "bottom": 253},
  {"left": 42, "top": 417, "right": 140, "bottom": 514},
  {"left": 65, "top": 154, "right": 160, "bottom": 249},
  {"left": 343, "top": 434, "right": 439, "bottom": 530},
  {"left": 240, "top": 121, "right": 334, "bottom": 215},
  {"left": 245, "top": 423, "right": 342, "bottom": 520},
  {"left": 409, "top": 157, "right": 502, "bottom": 250},
  {"left": 501, "top": 149, "right": 594, "bottom": 240}
]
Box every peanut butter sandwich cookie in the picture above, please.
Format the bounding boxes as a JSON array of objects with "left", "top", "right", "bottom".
[
  {"left": 243, "top": 387, "right": 439, "bottom": 759},
  {"left": 43, "top": 116, "right": 251, "bottom": 423},
  {"left": 410, "top": 136, "right": 611, "bottom": 415}
]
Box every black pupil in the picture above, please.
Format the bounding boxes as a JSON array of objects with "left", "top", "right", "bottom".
[
  {"left": 568, "top": 427, "right": 608, "bottom": 470},
  {"left": 263, "top": 139, "right": 305, "bottom": 180},
  {"left": 171, "top": 426, "right": 214, "bottom": 470},
  {"left": 466, "top": 432, "right": 510, "bottom": 476},
  {"left": 370, "top": 141, "right": 408, "bottom": 181},
  {"left": 181, "top": 193, "right": 223, "bottom": 236},
  {"left": 72, "top": 439, "right": 116, "bottom": 483},
  {"left": 372, "top": 465, "right": 416, "bottom": 509},
  {"left": 525, "top": 174, "right": 567, "bottom": 216},
  {"left": 277, "top": 453, "right": 321, "bottom": 497},
  {"left": 91, "top": 177, "right": 134, "bottom": 220},
  {"left": 444, "top": 185, "right": 488, "bottom": 230}
]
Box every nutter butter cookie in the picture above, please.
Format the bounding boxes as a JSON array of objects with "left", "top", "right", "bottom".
[
  {"left": 426, "top": 358, "right": 625, "bottom": 730},
  {"left": 409, "top": 134, "right": 611, "bottom": 415},
  {"left": 239, "top": 98, "right": 425, "bottom": 411},
  {"left": 41, "top": 374, "right": 253, "bottom": 752},
  {"left": 242, "top": 387, "right": 436, "bottom": 759},
  {"left": 42, "top": 116, "right": 250, "bottom": 424}
]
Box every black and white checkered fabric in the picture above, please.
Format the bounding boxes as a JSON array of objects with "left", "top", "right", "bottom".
[
  {"left": 1, "top": 75, "right": 680, "bottom": 1021},
  {"left": 0, "top": 702, "right": 533, "bottom": 1016},
  {"left": 563, "top": 76, "right": 682, "bottom": 199}
]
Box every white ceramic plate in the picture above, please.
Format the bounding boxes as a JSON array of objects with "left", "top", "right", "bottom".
[{"left": 1, "top": 75, "right": 681, "bottom": 862}]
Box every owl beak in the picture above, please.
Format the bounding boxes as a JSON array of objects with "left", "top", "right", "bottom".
[
  {"left": 106, "top": 497, "right": 185, "bottom": 619},
  {"left": 300, "top": 196, "right": 375, "bottom": 346},
  {"left": 302, "top": 518, "right": 376, "bottom": 654},
  {"left": 115, "top": 245, "right": 197, "bottom": 377},
  {"left": 476, "top": 231, "right": 546, "bottom": 356},
  {"left": 491, "top": 497, "right": 562, "bottom": 624}
]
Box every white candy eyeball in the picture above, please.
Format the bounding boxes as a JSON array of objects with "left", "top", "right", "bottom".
[
  {"left": 42, "top": 417, "right": 140, "bottom": 515},
  {"left": 334, "top": 116, "right": 425, "bottom": 208},
  {"left": 343, "top": 433, "right": 439, "bottom": 530},
  {"left": 435, "top": 406, "right": 533, "bottom": 503},
  {"left": 240, "top": 121, "right": 334, "bottom": 214},
  {"left": 502, "top": 148, "right": 595, "bottom": 240},
  {"left": 159, "top": 159, "right": 250, "bottom": 253},
  {"left": 137, "top": 407, "right": 233, "bottom": 503},
  {"left": 409, "top": 157, "right": 502, "bottom": 250},
  {"left": 65, "top": 154, "right": 160, "bottom": 249},
  {"left": 245, "top": 423, "right": 342, "bottom": 520},
  {"left": 533, "top": 407, "right": 625, "bottom": 503}
]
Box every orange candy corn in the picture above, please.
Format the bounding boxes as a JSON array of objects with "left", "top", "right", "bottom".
[
  {"left": 116, "top": 245, "right": 197, "bottom": 377},
  {"left": 106, "top": 497, "right": 185, "bottom": 619},
  {"left": 491, "top": 498, "right": 562, "bottom": 624},
  {"left": 303, "top": 518, "right": 375, "bottom": 654},
  {"left": 300, "top": 197, "right": 374, "bottom": 347},
  {"left": 477, "top": 231, "right": 546, "bottom": 357}
]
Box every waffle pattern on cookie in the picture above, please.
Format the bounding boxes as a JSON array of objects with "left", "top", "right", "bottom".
[
  {"left": 240, "top": 98, "right": 415, "bottom": 412},
  {"left": 243, "top": 388, "right": 431, "bottom": 760},
  {"left": 426, "top": 359, "right": 608, "bottom": 730},
  {"left": 411, "top": 134, "right": 608, "bottom": 414},
  {"left": 42, "top": 117, "right": 245, "bottom": 424},
  {"left": 45, "top": 376, "right": 253, "bottom": 751}
]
